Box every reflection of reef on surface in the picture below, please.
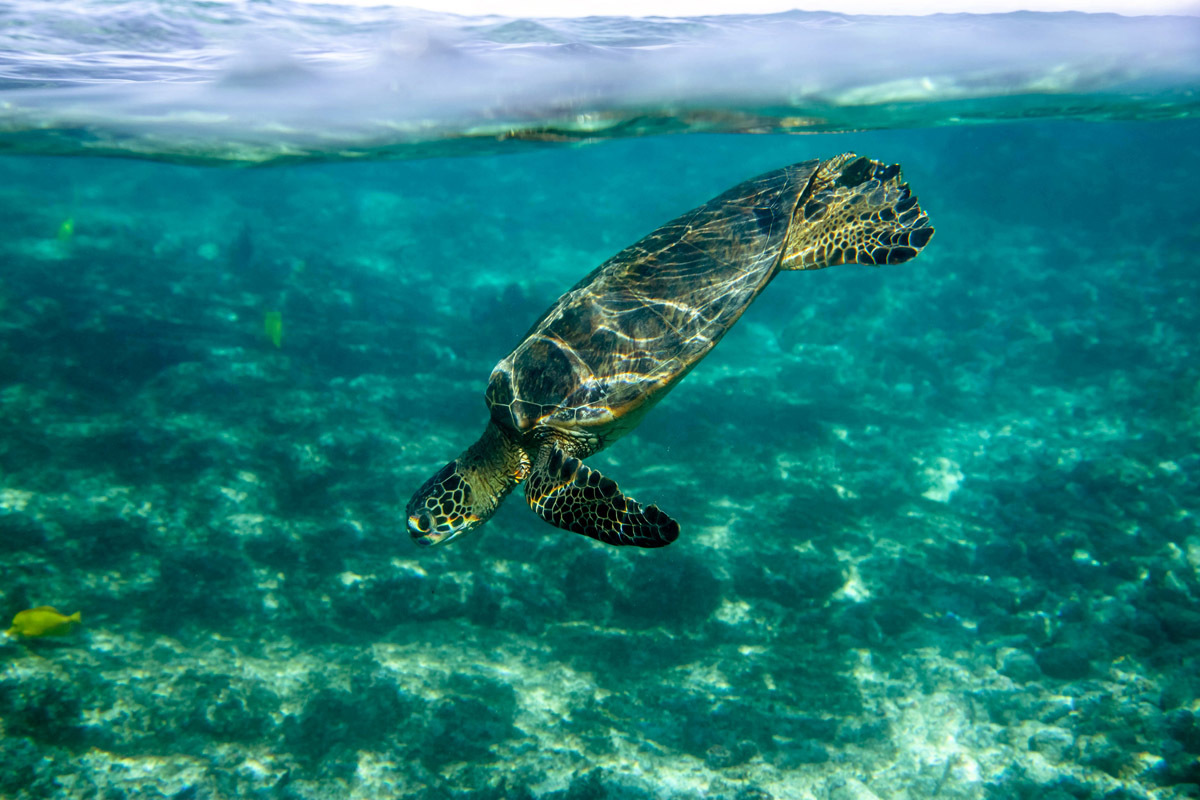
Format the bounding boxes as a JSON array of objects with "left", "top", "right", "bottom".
[{"left": 1, "top": 120, "right": 1199, "bottom": 799}]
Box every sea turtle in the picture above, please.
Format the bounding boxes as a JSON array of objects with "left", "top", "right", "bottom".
[{"left": 407, "top": 153, "right": 933, "bottom": 548}]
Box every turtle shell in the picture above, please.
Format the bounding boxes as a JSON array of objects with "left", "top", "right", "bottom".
[{"left": 486, "top": 159, "right": 822, "bottom": 442}]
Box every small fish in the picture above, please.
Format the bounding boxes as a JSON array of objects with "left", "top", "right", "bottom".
[
  {"left": 57, "top": 217, "right": 74, "bottom": 241},
  {"left": 264, "top": 310, "right": 283, "bottom": 349},
  {"left": 5, "top": 606, "right": 82, "bottom": 638}
]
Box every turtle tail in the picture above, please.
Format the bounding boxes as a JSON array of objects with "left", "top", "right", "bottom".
[{"left": 778, "top": 153, "right": 933, "bottom": 271}]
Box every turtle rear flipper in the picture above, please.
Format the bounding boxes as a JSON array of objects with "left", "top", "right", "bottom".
[
  {"left": 525, "top": 445, "right": 679, "bottom": 548},
  {"left": 779, "top": 153, "right": 933, "bottom": 271}
]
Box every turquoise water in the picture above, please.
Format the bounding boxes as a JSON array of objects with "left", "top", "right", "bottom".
[{"left": 3, "top": 3, "right": 1200, "bottom": 799}]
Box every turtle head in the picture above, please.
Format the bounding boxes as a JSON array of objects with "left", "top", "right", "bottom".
[
  {"left": 406, "top": 424, "right": 528, "bottom": 546},
  {"left": 406, "top": 459, "right": 491, "bottom": 545}
]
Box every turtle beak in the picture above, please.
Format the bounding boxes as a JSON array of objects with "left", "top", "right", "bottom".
[{"left": 408, "top": 511, "right": 475, "bottom": 546}]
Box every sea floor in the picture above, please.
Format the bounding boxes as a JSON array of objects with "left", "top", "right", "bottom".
[{"left": 1, "top": 122, "right": 1199, "bottom": 799}]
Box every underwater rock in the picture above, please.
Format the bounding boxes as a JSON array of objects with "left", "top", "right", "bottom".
[
  {"left": 0, "top": 738, "right": 42, "bottom": 796},
  {"left": 549, "top": 767, "right": 659, "bottom": 800},
  {"left": 562, "top": 548, "right": 615, "bottom": 616},
  {"left": 0, "top": 672, "right": 86, "bottom": 746},
  {"left": 610, "top": 554, "right": 721, "bottom": 628},
  {"left": 1035, "top": 646, "right": 1093, "bottom": 681},
  {"left": 1075, "top": 732, "right": 1137, "bottom": 779},
  {"left": 1147, "top": 753, "right": 1200, "bottom": 789},
  {"left": 184, "top": 678, "right": 277, "bottom": 742},
  {"left": 420, "top": 673, "right": 520, "bottom": 769},
  {"left": 1158, "top": 606, "right": 1200, "bottom": 644},
  {"left": 704, "top": 744, "right": 737, "bottom": 770},
  {"left": 143, "top": 548, "right": 255, "bottom": 637},
  {"left": 827, "top": 777, "right": 884, "bottom": 800},
  {"left": 731, "top": 549, "right": 845, "bottom": 609},
  {"left": 1167, "top": 709, "right": 1200, "bottom": 755},
  {"left": 1028, "top": 727, "right": 1076, "bottom": 764},
  {"left": 774, "top": 739, "right": 831, "bottom": 767},
  {"left": 734, "top": 789, "right": 774, "bottom": 800},
  {"left": 999, "top": 649, "right": 1044, "bottom": 683},
  {"left": 0, "top": 510, "right": 47, "bottom": 552},
  {"left": 704, "top": 740, "right": 758, "bottom": 769},
  {"left": 283, "top": 680, "right": 416, "bottom": 776},
  {"left": 327, "top": 568, "right": 473, "bottom": 635}
]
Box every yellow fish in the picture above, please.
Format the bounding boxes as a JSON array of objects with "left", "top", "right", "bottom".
[
  {"left": 6, "top": 606, "right": 81, "bottom": 638},
  {"left": 264, "top": 310, "right": 283, "bottom": 349},
  {"left": 57, "top": 217, "right": 74, "bottom": 241}
]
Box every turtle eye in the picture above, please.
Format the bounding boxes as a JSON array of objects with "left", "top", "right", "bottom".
[{"left": 413, "top": 511, "right": 432, "bottom": 533}]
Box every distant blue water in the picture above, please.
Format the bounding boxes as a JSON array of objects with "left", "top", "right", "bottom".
[{"left": 2, "top": 3, "right": 1200, "bottom": 800}]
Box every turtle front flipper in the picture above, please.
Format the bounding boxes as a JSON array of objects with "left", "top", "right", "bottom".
[{"left": 525, "top": 445, "right": 679, "bottom": 548}]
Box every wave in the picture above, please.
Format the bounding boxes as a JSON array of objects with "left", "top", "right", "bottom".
[{"left": 1, "top": 0, "right": 1197, "bottom": 164}]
